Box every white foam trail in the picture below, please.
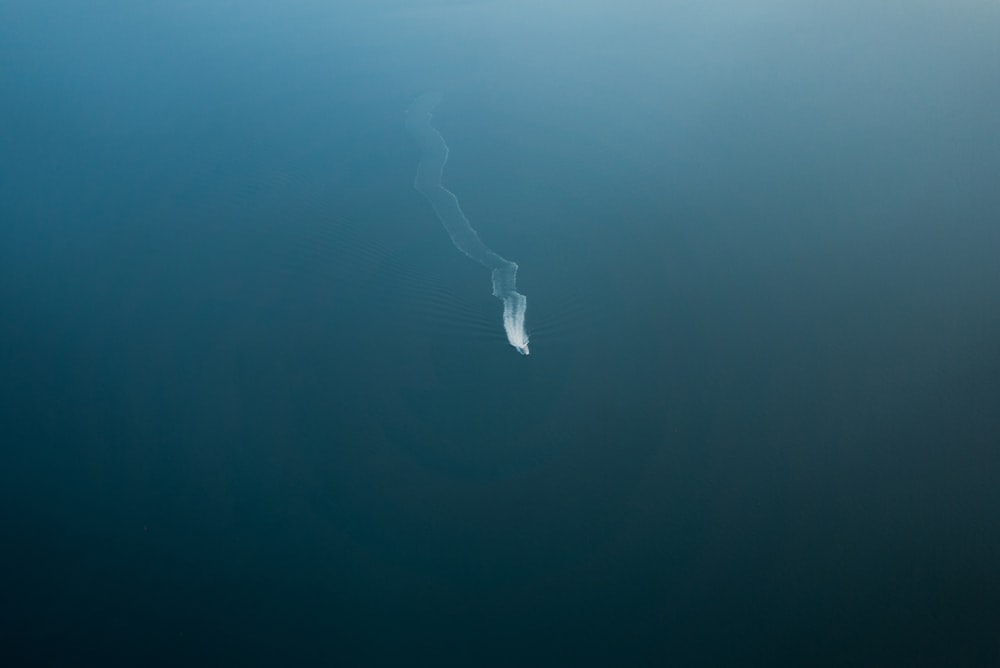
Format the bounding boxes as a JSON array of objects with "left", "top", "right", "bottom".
[{"left": 406, "top": 92, "right": 530, "bottom": 355}]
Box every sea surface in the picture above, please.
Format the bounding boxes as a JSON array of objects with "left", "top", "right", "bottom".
[{"left": 2, "top": 1, "right": 999, "bottom": 665}]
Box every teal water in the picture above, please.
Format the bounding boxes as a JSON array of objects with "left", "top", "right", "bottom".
[{"left": 2, "top": 2, "right": 999, "bottom": 665}]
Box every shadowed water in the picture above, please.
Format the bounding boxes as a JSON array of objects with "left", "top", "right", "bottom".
[{"left": 1, "top": 1, "right": 999, "bottom": 666}]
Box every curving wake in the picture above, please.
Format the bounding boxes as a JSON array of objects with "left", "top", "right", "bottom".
[{"left": 405, "top": 92, "right": 529, "bottom": 355}]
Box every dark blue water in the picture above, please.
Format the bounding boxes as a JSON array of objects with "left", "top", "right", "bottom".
[{"left": 2, "top": 2, "right": 999, "bottom": 665}]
